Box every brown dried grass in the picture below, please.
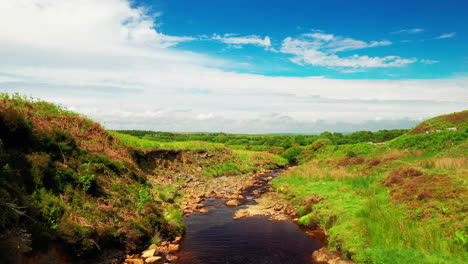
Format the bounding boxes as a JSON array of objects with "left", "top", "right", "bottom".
[{"left": 382, "top": 167, "right": 424, "bottom": 186}]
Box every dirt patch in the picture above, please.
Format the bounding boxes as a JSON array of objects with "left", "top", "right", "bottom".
[
  {"left": 389, "top": 173, "right": 465, "bottom": 205},
  {"left": 335, "top": 156, "right": 366, "bottom": 167},
  {"left": 382, "top": 167, "right": 423, "bottom": 186},
  {"left": 134, "top": 149, "right": 185, "bottom": 172}
]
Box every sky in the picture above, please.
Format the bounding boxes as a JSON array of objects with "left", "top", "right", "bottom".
[{"left": 0, "top": 0, "right": 467, "bottom": 133}]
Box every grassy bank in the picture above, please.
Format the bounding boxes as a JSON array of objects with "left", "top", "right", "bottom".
[
  {"left": 273, "top": 120, "right": 467, "bottom": 263},
  {"left": 0, "top": 94, "right": 287, "bottom": 261}
]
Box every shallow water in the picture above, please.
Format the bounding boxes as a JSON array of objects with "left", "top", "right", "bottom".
[{"left": 177, "top": 171, "right": 323, "bottom": 264}]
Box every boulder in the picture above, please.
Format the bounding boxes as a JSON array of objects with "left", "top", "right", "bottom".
[{"left": 199, "top": 208, "right": 209, "bottom": 214}]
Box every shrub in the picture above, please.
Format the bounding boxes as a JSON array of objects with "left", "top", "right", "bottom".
[{"left": 282, "top": 146, "right": 304, "bottom": 163}]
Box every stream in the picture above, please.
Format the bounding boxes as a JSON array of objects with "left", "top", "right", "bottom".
[
  {"left": 15, "top": 170, "right": 324, "bottom": 264},
  {"left": 176, "top": 170, "right": 324, "bottom": 264}
]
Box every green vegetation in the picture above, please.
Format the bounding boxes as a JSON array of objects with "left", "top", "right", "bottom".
[
  {"left": 272, "top": 111, "right": 468, "bottom": 264},
  {"left": 112, "top": 131, "right": 287, "bottom": 178},
  {"left": 408, "top": 110, "right": 468, "bottom": 135},
  {"left": 0, "top": 93, "right": 287, "bottom": 261},
  {"left": 1, "top": 93, "right": 465, "bottom": 264},
  {"left": 116, "top": 128, "right": 408, "bottom": 151},
  {"left": 0, "top": 93, "right": 179, "bottom": 259}
]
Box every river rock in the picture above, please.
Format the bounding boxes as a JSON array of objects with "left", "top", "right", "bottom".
[
  {"left": 172, "top": 236, "right": 182, "bottom": 244},
  {"left": 168, "top": 243, "right": 180, "bottom": 252},
  {"left": 195, "top": 203, "right": 204, "bottom": 208},
  {"left": 145, "top": 256, "right": 162, "bottom": 263},
  {"left": 183, "top": 208, "right": 194, "bottom": 215},
  {"left": 125, "top": 259, "right": 144, "bottom": 264},
  {"left": 312, "top": 247, "right": 354, "bottom": 264},
  {"left": 225, "top": 200, "right": 240, "bottom": 206},
  {"left": 148, "top": 244, "right": 158, "bottom": 250},
  {"left": 166, "top": 254, "right": 179, "bottom": 262},
  {"left": 141, "top": 248, "right": 156, "bottom": 258},
  {"left": 199, "top": 208, "right": 209, "bottom": 214}
]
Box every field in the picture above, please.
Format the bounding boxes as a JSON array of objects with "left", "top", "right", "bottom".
[{"left": 273, "top": 130, "right": 467, "bottom": 264}]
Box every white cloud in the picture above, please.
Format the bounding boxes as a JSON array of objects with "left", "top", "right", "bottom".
[
  {"left": 436, "top": 32, "right": 456, "bottom": 39},
  {"left": 196, "top": 113, "right": 215, "bottom": 120},
  {"left": 420, "top": 59, "right": 439, "bottom": 64},
  {"left": 0, "top": 0, "right": 195, "bottom": 51},
  {"left": 280, "top": 33, "right": 414, "bottom": 68},
  {"left": 391, "top": 28, "right": 424, "bottom": 34},
  {"left": 211, "top": 34, "right": 272, "bottom": 49},
  {"left": 0, "top": 0, "right": 466, "bottom": 133}
]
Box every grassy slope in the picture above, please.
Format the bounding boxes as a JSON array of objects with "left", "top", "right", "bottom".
[
  {"left": 0, "top": 94, "right": 181, "bottom": 259},
  {"left": 111, "top": 131, "right": 288, "bottom": 178},
  {"left": 408, "top": 110, "right": 468, "bottom": 135},
  {"left": 0, "top": 94, "right": 287, "bottom": 260},
  {"left": 273, "top": 112, "right": 468, "bottom": 264}
]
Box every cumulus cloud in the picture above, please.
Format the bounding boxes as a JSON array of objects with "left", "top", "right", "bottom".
[
  {"left": 211, "top": 34, "right": 272, "bottom": 49},
  {"left": 436, "top": 32, "right": 456, "bottom": 39},
  {"left": 280, "top": 33, "right": 415, "bottom": 68},
  {"left": 0, "top": 0, "right": 194, "bottom": 51},
  {"left": 0, "top": 0, "right": 466, "bottom": 133}
]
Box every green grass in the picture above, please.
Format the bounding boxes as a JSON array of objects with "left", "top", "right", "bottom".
[
  {"left": 272, "top": 132, "right": 467, "bottom": 264},
  {"left": 389, "top": 131, "right": 468, "bottom": 154},
  {"left": 0, "top": 95, "right": 187, "bottom": 257},
  {"left": 109, "top": 131, "right": 161, "bottom": 149},
  {"left": 408, "top": 110, "right": 468, "bottom": 135}
]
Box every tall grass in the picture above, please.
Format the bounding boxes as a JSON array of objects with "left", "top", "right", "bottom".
[
  {"left": 272, "top": 143, "right": 468, "bottom": 264},
  {"left": 355, "top": 191, "right": 462, "bottom": 264}
]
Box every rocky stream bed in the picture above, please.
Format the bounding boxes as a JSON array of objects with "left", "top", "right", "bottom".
[{"left": 122, "top": 168, "right": 353, "bottom": 264}]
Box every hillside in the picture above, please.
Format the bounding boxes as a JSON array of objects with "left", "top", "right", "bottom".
[
  {"left": 408, "top": 110, "right": 468, "bottom": 135},
  {"left": 0, "top": 94, "right": 287, "bottom": 263},
  {"left": 273, "top": 114, "right": 468, "bottom": 264},
  {"left": 1, "top": 94, "right": 466, "bottom": 264}
]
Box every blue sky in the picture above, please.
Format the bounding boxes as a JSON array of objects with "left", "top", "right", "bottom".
[
  {"left": 140, "top": 0, "right": 467, "bottom": 79},
  {"left": 0, "top": 0, "right": 466, "bottom": 133}
]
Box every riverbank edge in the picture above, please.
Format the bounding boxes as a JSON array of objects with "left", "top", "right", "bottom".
[{"left": 120, "top": 167, "right": 288, "bottom": 264}]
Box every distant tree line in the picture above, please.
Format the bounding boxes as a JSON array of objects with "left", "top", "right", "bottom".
[{"left": 116, "top": 129, "right": 408, "bottom": 148}]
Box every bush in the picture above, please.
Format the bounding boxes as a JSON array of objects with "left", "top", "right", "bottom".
[{"left": 282, "top": 146, "right": 304, "bottom": 163}]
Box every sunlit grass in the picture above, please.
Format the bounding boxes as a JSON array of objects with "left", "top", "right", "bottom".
[{"left": 273, "top": 141, "right": 468, "bottom": 264}]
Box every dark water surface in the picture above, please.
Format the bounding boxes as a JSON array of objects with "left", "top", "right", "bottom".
[{"left": 177, "top": 171, "right": 323, "bottom": 264}]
